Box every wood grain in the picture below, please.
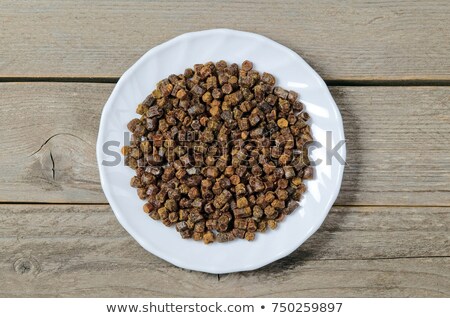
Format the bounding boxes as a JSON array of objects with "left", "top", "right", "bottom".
[
  {"left": 0, "top": 204, "right": 448, "bottom": 297},
  {"left": 0, "top": 83, "right": 449, "bottom": 205},
  {"left": 0, "top": 0, "right": 449, "bottom": 80},
  {"left": 1, "top": 0, "right": 448, "bottom": 299}
]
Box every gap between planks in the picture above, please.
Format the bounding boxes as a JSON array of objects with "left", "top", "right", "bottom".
[
  {"left": 2, "top": 202, "right": 450, "bottom": 208},
  {"left": 1, "top": 77, "right": 450, "bottom": 86}
]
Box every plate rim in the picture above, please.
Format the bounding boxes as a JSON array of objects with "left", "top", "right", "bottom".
[{"left": 96, "top": 28, "right": 346, "bottom": 274}]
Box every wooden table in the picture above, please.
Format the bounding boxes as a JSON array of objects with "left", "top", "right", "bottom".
[{"left": 1, "top": 1, "right": 449, "bottom": 297}]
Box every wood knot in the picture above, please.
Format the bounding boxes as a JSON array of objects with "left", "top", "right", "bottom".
[
  {"left": 26, "top": 133, "right": 91, "bottom": 190},
  {"left": 13, "top": 256, "right": 40, "bottom": 276}
]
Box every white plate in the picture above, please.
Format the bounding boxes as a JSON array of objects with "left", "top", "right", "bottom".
[{"left": 96, "top": 29, "right": 346, "bottom": 274}]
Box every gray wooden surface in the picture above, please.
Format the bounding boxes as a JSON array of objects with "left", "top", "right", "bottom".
[
  {"left": 0, "top": 0, "right": 449, "bottom": 297},
  {"left": 1, "top": 205, "right": 448, "bottom": 297},
  {"left": 1, "top": 0, "right": 449, "bottom": 81}
]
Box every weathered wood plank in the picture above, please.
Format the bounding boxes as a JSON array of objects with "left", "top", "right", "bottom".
[
  {"left": 336, "top": 87, "right": 450, "bottom": 205},
  {"left": 1, "top": 205, "right": 448, "bottom": 260},
  {"left": 0, "top": 204, "right": 448, "bottom": 297},
  {"left": 1, "top": 83, "right": 449, "bottom": 205},
  {"left": 3, "top": 256, "right": 448, "bottom": 297},
  {"left": 0, "top": 0, "right": 449, "bottom": 80}
]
